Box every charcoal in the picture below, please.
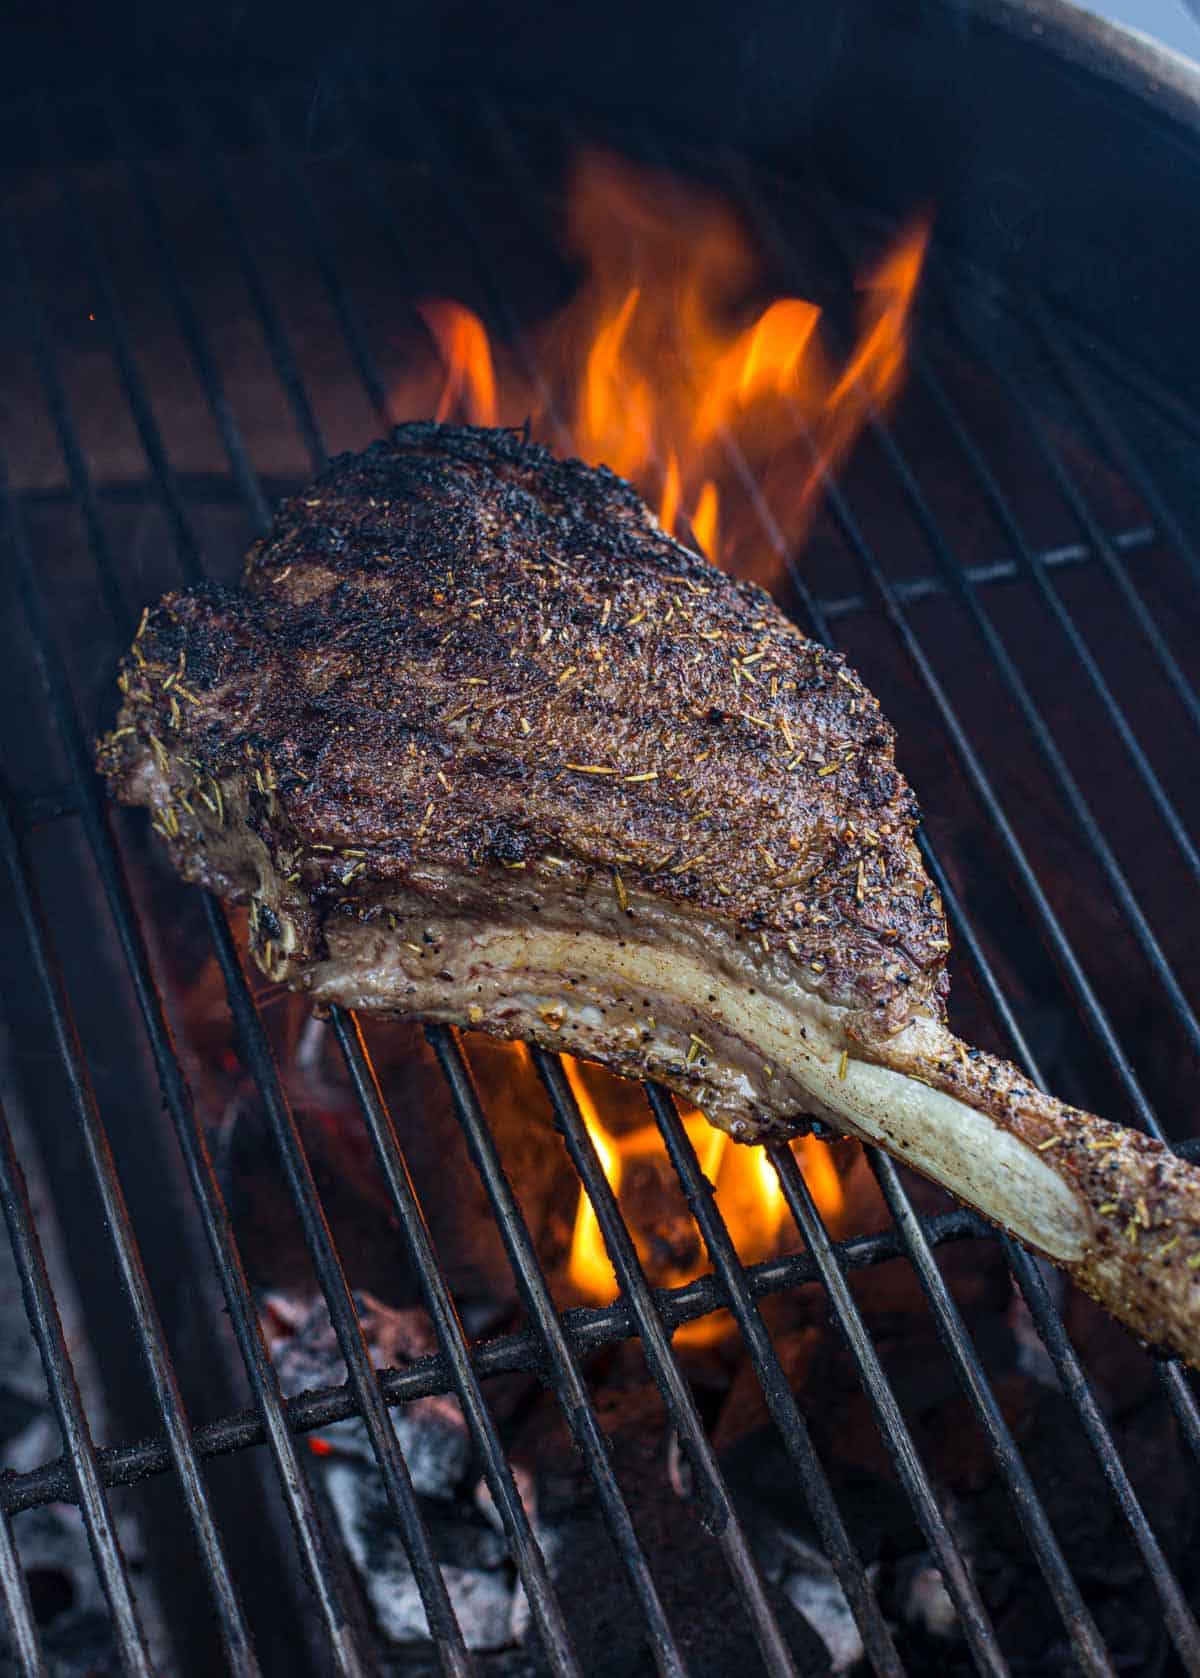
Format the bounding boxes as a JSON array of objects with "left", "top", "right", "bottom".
[
  {"left": 423, "top": 1502, "right": 510, "bottom": 1573},
  {"left": 328, "top": 1460, "right": 516, "bottom": 1650},
  {"left": 712, "top": 1281, "right": 1197, "bottom": 1678},
  {"left": 503, "top": 1380, "right": 832, "bottom": 1677},
  {"left": 265, "top": 1290, "right": 473, "bottom": 1499},
  {"left": 474, "top": 1466, "right": 555, "bottom": 1646},
  {"left": 894, "top": 1555, "right": 957, "bottom": 1640},
  {"left": 767, "top": 1533, "right": 871, "bottom": 1674},
  {"left": 1, "top": 1507, "right": 120, "bottom": 1678}
]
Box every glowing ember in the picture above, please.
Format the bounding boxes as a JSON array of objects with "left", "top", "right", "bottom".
[{"left": 411, "top": 149, "right": 928, "bottom": 578}]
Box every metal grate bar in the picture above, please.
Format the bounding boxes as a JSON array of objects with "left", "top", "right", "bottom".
[
  {"left": 941, "top": 283, "right": 1200, "bottom": 737},
  {"left": 1066, "top": 316, "right": 1200, "bottom": 454},
  {"left": 912, "top": 842, "right": 1200, "bottom": 1471},
  {"left": 102, "top": 92, "right": 273, "bottom": 534},
  {"left": 3, "top": 223, "right": 131, "bottom": 635},
  {"left": 0, "top": 1092, "right": 152, "bottom": 1675},
  {"left": 340, "top": 84, "right": 580, "bottom": 456},
  {"left": 328, "top": 1010, "right": 583, "bottom": 1678},
  {"left": 101, "top": 91, "right": 585, "bottom": 1675},
  {"left": 0, "top": 1206, "right": 988, "bottom": 1516},
  {"left": 426, "top": 1026, "right": 689, "bottom": 1678},
  {"left": 913, "top": 345, "right": 1200, "bottom": 887},
  {"left": 0, "top": 1500, "right": 45, "bottom": 1678},
  {"left": 38, "top": 106, "right": 203, "bottom": 579},
  {"left": 787, "top": 483, "right": 1200, "bottom": 1662},
  {"left": 1160, "top": 1359, "right": 1200, "bottom": 1464},
  {"left": 532, "top": 1050, "right": 801, "bottom": 1678},
  {"left": 721, "top": 161, "right": 1200, "bottom": 1082},
  {"left": 3, "top": 224, "right": 373, "bottom": 1678},
  {"left": 19, "top": 784, "right": 81, "bottom": 828},
  {"left": 766, "top": 1143, "right": 1008, "bottom": 1674},
  {"left": 816, "top": 524, "right": 1156, "bottom": 622},
  {"left": 408, "top": 96, "right": 1143, "bottom": 1673},
  {"left": 866, "top": 1146, "right": 1114, "bottom": 1676},
  {"left": 251, "top": 95, "right": 395, "bottom": 434},
  {"left": 644, "top": 1083, "right": 905, "bottom": 1677},
  {"left": 166, "top": 88, "right": 350, "bottom": 498},
  {"left": 0, "top": 794, "right": 260, "bottom": 1675},
  {"left": 916, "top": 819, "right": 1200, "bottom": 1657},
  {"left": 353, "top": 86, "right": 570, "bottom": 449},
  {"left": 1000, "top": 1234, "right": 1200, "bottom": 1665},
  {"left": 859, "top": 393, "right": 1200, "bottom": 1047},
  {"left": 624, "top": 118, "right": 1200, "bottom": 1662},
  {"left": 203, "top": 907, "right": 477, "bottom": 1676},
  {"left": 159, "top": 89, "right": 336, "bottom": 499},
  {"left": 175, "top": 92, "right": 328, "bottom": 474},
  {"left": 1035, "top": 308, "right": 1200, "bottom": 588}
]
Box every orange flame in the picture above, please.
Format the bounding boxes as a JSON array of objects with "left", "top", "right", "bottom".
[
  {"left": 414, "top": 151, "right": 927, "bottom": 581},
  {"left": 561, "top": 1056, "right": 844, "bottom": 1344},
  {"left": 419, "top": 300, "right": 498, "bottom": 428},
  {"left": 413, "top": 157, "right": 914, "bottom": 1313}
]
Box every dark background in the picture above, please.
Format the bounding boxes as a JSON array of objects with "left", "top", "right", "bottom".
[{"left": 7, "top": 0, "right": 1200, "bottom": 413}]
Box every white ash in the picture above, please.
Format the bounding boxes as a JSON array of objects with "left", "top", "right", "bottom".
[
  {"left": 666, "top": 1428, "right": 695, "bottom": 1502},
  {"left": 326, "top": 1463, "right": 515, "bottom": 1650},
  {"left": 264, "top": 1289, "right": 472, "bottom": 1498},
  {"left": 1008, "top": 1271, "right": 1065, "bottom": 1393},
  {"left": 898, "top": 1557, "right": 958, "bottom": 1640},
  {"left": 895, "top": 1495, "right": 971, "bottom": 1643},
  {"left": 473, "top": 1463, "right": 538, "bottom": 1540},
  {"left": 266, "top": 1288, "right": 571, "bottom": 1653},
  {"left": 763, "top": 1528, "right": 866, "bottom": 1674},
  {"left": 474, "top": 1467, "right": 561, "bottom": 1646}
]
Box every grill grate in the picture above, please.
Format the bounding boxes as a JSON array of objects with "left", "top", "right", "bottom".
[{"left": 0, "top": 78, "right": 1197, "bottom": 1678}]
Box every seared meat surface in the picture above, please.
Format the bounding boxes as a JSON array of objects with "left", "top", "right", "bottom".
[{"left": 99, "top": 422, "right": 1200, "bottom": 1368}]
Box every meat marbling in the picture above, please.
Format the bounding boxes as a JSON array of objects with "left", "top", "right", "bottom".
[{"left": 97, "top": 423, "right": 1200, "bottom": 1367}]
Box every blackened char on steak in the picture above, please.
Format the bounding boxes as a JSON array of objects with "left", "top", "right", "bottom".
[{"left": 98, "top": 423, "right": 1200, "bottom": 1369}]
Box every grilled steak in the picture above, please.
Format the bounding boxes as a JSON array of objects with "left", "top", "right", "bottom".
[{"left": 98, "top": 422, "right": 1200, "bottom": 1368}]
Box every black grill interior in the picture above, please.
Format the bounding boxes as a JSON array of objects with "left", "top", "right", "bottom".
[{"left": 0, "top": 71, "right": 1198, "bottom": 1678}]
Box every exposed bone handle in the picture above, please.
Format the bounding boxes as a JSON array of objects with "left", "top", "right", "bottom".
[{"left": 826, "top": 1018, "right": 1200, "bottom": 1369}]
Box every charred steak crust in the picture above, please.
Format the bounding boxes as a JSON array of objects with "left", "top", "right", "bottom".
[
  {"left": 99, "top": 423, "right": 947, "bottom": 1048},
  {"left": 97, "top": 423, "right": 1200, "bottom": 1368}
]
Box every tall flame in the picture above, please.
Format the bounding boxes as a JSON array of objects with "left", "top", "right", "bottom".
[
  {"left": 413, "top": 157, "right": 920, "bottom": 1327},
  {"left": 414, "top": 150, "right": 927, "bottom": 578}
]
